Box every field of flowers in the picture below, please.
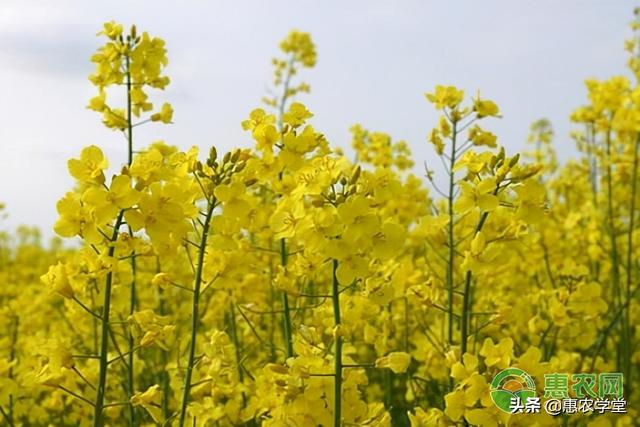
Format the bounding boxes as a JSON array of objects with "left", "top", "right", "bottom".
[{"left": 0, "top": 11, "right": 639, "bottom": 427}]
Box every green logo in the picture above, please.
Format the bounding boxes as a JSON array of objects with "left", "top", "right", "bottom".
[{"left": 490, "top": 368, "right": 537, "bottom": 413}]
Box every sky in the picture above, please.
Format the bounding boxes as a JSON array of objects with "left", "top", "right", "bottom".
[{"left": 0, "top": 0, "right": 634, "bottom": 238}]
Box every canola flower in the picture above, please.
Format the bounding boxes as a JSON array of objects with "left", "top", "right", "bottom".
[{"left": 0, "top": 11, "right": 638, "bottom": 427}]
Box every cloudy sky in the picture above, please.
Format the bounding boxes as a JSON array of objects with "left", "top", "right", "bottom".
[{"left": 0, "top": 1, "right": 634, "bottom": 237}]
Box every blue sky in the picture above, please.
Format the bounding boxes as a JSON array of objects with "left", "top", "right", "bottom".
[{"left": 0, "top": 0, "right": 634, "bottom": 236}]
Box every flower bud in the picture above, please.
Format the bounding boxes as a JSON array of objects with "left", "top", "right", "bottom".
[
  {"left": 234, "top": 161, "right": 246, "bottom": 173},
  {"left": 267, "top": 363, "right": 289, "bottom": 375},
  {"left": 350, "top": 166, "right": 361, "bottom": 184},
  {"left": 231, "top": 149, "right": 241, "bottom": 164}
]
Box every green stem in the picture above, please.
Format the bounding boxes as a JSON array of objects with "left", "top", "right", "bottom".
[
  {"left": 277, "top": 55, "right": 295, "bottom": 127},
  {"left": 605, "top": 129, "right": 621, "bottom": 296},
  {"left": 8, "top": 316, "right": 17, "bottom": 426},
  {"left": 332, "top": 259, "right": 342, "bottom": 427},
  {"left": 93, "top": 212, "right": 124, "bottom": 427},
  {"left": 460, "top": 206, "right": 492, "bottom": 356},
  {"left": 178, "top": 198, "right": 216, "bottom": 427},
  {"left": 268, "top": 263, "right": 277, "bottom": 362},
  {"left": 384, "top": 303, "right": 392, "bottom": 408},
  {"left": 446, "top": 119, "right": 458, "bottom": 347},
  {"left": 0, "top": 406, "right": 14, "bottom": 427},
  {"left": 229, "top": 302, "right": 247, "bottom": 408},
  {"left": 91, "top": 287, "right": 99, "bottom": 353},
  {"left": 591, "top": 283, "right": 640, "bottom": 370},
  {"left": 125, "top": 51, "right": 134, "bottom": 166},
  {"left": 127, "top": 247, "right": 137, "bottom": 427},
  {"left": 229, "top": 302, "right": 244, "bottom": 382},
  {"left": 156, "top": 258, "right": 171, "bottom": 421},
  {"left": 588, "top": 124, "right": 599, "bottom": 204},
  {"left": 125, "top": 50, "right": 136, "bottom": 427},
  {"left": 604, "top": 129, "right": 624, "bottom": 374},
  {"left": 280, "top": 238, "right": 294, "bottom": 359},
  {"left": 623, "top": 132, "right": 639, "bottom": 395},
  {"left": 276, "top": 60, "right": 295, "bottom": 360}
]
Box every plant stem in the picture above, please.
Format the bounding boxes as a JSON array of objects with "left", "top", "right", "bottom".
[
  {"left": 277, "top": 55, "right": 295, "bottom": 126},
  {"left": 156, "top": 258, "right": 171, "bottom": 421},
  {"left": 605, "top": 129, "right": 621, "bottom": 298},
  {"left": 446, "top": 118, "right": 458, "bottom": 347},
  {"left": 276, "top": 59, "right": 295, "bottom": 361},
  {"left": 604, "top": 128, "right": 624, "bottom": 374},
  {"left": 178, "top": 197, "right": 216, "bottom": 427},
  {"left": 587, "top": 124, "right": 599, "bottom": 204},
  {"left": 384, "top": 303, "right": 392, "bottom": 409},
  {"left": 125, "top": 49, "right": 136, "bottom": 427},
  {"left": 8, "top": 316, "right": 17, "bottom": 426},
  {"left": 125, "top": 52, "right": 134, "bottom": 166},
  {"left": 269, "top": 268, "right": 277, "bottom": 362},
  {"left": 460, "top": 201, "right": 492, "bottom": 356},
  {"left": 623, "top": 132, "right": 639, "bottom": 395},
  {"left": 94, "top": 212, "right": 124, "bottom": 427},
  {"left": 0, "top": 406, "right": 14, "bottom": 427},
  {"left": 280, "top": 238, "right": 294, "bottom": 359},
  {"left": 127, "top": 247, "right": 137, "bottom": 427},
  {"left": 332, "top": 259, "right": 342, "bottom": 427},
  {"left": 229, "top": 301, "right": 247, "bottom": 408}
]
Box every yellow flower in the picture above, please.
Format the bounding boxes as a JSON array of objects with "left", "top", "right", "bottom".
[
  {"left": 131, "top": 385, "right": 163, "bottom": 423},
  {"left": 151, "top": 102, "right": 174, "bottom": 123},
  {"left": 280, "top": 30, "right": 317, "bottom": 67},
  {"left": 469, "top": 125, "right": 497, "bottom": 148},
  {"left": 375, "top": 351, "right": 412, "bottom": 374},
  {"left": 98, "top": 20, "right": 123, "bottom": 39},
  {"left": 82, "top": 174, "right": 140, "bottom": 223},
  {"left": 214, "top": 181, "right": 252, "bottom": 219},
  {"left": 450, "top": 353, "right": 479, "bottom": 382},
  {"left": 253, "top": 123, "right": 280, "bottom": 153},
  {"left": 67, "top": 145, "right": 108, "bottom": 185},
  {"left": 53, "top": 192, "right": 103, "bottom": 243},
  {"left": 338, "top": 195, "right": 379, "bottom": 244},
  {"left": 40, "top": 262, "right": 74, "bottom": 299},
  {"left": 428, "top": 128, "right": 445, "bottom": 155},
  {"left": 331, "top": 243, "right": 369, "bottom": 284},
  {"left": 514, "top": 180, "right": 546, "bottom": 223},
  {"left": 464, "top": 407, "right": 507, "bottom": 427},
  {"left": 515, "top": 346, "right": 546, "bottom": 378},
  {"left": 408, "top": 408, "right": 448, "bottom": 427},
  {"left": 283, "top": 102, "right": 313, "bottom": 127},
  {"left": 125, "top": 180, "right": 196, "bottom": 244},
  {"left": 88, "top": 90, "right": 106, "bottom": 112},
  {"left": 473, "top": 97, "right": 500, "bottom": 118},
  {"left": 372, "top": 222, "right": 406, "bottom": 260},
  {"left": 425, "top": 85, "right": 465, "bottom": 110},
  {"left": 444, "top": 389, "right": 466, "bottom": 421},
  {"left": 242, "top": 108, "right": 275, "bottom": 131},
  {"left": 151, "top": 272, "right": 172, "bottom": 288},
  {"left": 480, "top": 337, "right": 513, "bottom": 369},
  {"left": 35, "top": 365, "right": 66, "bottom": 387},
  {"left": 455, "top": 179, "right": 499, "bottom": 214},
  {"left": 102, "top": 108, "right": 128, "bottom": 130},
  {"left": 270, "top": 199, "right": 306, "bottom": 240}
]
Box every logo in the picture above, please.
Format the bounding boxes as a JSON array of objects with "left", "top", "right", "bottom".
[
  {"left": 490, "top": 368, "right": 537, "bottom": 413},
  {"left": 490, "top": 369, "right": 627, "bottom": 415}
]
